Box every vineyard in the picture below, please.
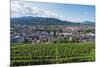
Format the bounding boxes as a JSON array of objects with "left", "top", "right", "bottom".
[{"left": 10, "top": 42, "right": 95, "bottom": 66}]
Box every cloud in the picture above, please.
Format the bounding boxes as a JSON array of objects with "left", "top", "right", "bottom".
[{"left": 11, "top": 0, "right": 62, "bottom": 20}]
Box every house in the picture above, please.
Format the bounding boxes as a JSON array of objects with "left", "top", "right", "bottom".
[{"left": 11, "top": 35, "right": 24, "bottom": 43}]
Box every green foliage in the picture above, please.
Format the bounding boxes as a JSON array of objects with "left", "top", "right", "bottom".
[{"left": 10, "top": 42, "right": 95, "bottom": 66}]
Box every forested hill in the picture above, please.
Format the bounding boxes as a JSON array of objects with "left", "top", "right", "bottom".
[{"left": 11, "top": 16, "right": 94, "bottom": 26}]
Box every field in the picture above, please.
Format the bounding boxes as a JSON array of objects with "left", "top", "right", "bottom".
[{"left": 10, "top": 42, "right": 95, "bottom": 66}]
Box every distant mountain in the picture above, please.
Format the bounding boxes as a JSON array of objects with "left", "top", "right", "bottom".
[
  {"left": 82, "top": 21, "right": 95, "bottom": 24},
  {"left": 11, "top": 16, "right": 82, "bottom": 26}
]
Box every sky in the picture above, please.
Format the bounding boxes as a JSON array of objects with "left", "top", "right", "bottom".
[{"left": 11, "top": 0, "right": 95, "bottom": 22}]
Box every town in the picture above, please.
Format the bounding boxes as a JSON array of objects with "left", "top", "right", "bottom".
[{"left": 10, "top": 24, "right": 95, "bottom": 44}]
